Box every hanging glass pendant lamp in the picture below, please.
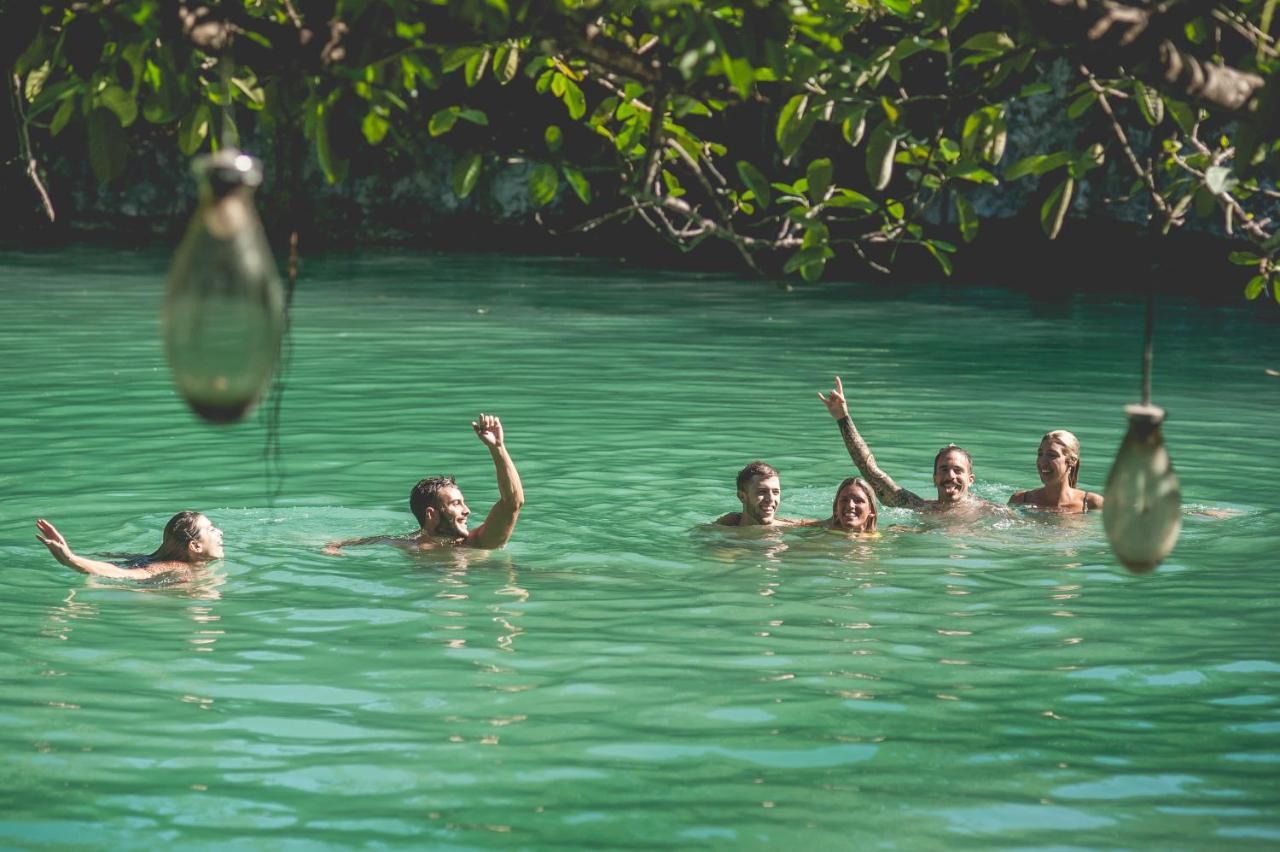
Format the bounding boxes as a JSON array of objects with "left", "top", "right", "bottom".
[
  {"left": 163, "top": 149, "right": 285, "bottom": 423},
  {"left": 1102, "top": 294, "right": 1182, "bottom": 573}
]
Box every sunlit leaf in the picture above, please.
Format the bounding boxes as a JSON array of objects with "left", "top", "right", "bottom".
[
  {"left": 362, "top": 110, "right": 389, "bottom": 145},
  {"left": 452, "top": 151, "right": 482, "bottom": 198},
  {"left": 1041, "top": 176, "right": 1074, "bottom": 240},
  {"left": 529, "top": 162, "right": 559, "bottom": 207},
  {"left": 955, "top": 193, "right": 978, "bottom": 242},
  {"left": 562, "top": 164, "right": 591, "bottom": 204},
  {"left": 866, "top": 122, "right": 898, "bottom": 190},
  {"left": 806, "top": 158, "right": 833, "bottom": 202},
  {"left": 429, "top": 107, "right": 459, "bottom": 136}
]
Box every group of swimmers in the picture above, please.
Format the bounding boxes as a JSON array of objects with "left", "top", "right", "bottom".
[
  {"left": 716, "top": 376, "right": 1102, "bottom": 533},
  {"left": 34, "top": 377, "right": 1101, "bottom": 581}
]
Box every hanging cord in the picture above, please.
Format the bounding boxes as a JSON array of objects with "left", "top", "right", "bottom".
[
  {"left": 1142, "top": 288, "right": 1154, "bottom": 407},
  {"left": 218, "top": 55, "right": 237, "bottom": 150},
  {"left": 263, "top": 231, "right": 298, "bottom": 504}
]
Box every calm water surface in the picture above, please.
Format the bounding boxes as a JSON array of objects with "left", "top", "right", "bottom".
[{"left": 0, "top": 248, "right": 1277, "bottom": 849}]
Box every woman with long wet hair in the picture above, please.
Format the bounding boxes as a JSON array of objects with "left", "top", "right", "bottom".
[
  {"left": 827, "top": 476, "right": 878, "bottom": 533},
  {"left": 1008, "top": 430, "right": 1104, "bottom": 513},
  {"left": 35, "top": 511, "right": 224, "bottom": 579}
]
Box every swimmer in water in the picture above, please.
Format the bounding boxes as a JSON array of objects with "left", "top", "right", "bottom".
[
  {"left": 1008, "top": 430, "right": 1104, "bottom": 513},
  {"left": 714, "top": 461, "right": 806, "bottom": 527},
  {"left": 818, "top": 375, "right": 1003, "bottom": 514},
  {"left": 823, "top": 476, "right": 878, "bottom": 533},
  {"left": 35, "top": 512, "right": 224, "bottom": 579},
  {"left": 325, "top": 413, "right": 524, "bottom": 553}
]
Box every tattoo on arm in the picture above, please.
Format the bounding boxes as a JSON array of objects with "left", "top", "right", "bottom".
[{"left": 837, "top": 416, "right": 925, "bottom": 509}]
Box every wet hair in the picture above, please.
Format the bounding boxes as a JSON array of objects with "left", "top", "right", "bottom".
[
  {"left": 832, "top": 476, "right": 878, "bottom": 532},
  {"left": 736, "top": 461, "right": 779, "bottom": 493},
  {"left": 149, "top": 511, "right": 207, "bottom": 562},
  {"left": 933, "top": 444, "right": 973, "bottom": 473},
  {"left": 164, "top": 511, "right": 205, "bottom": 546},
  {"left": 1042, "top": 429, "right": 1082, "bottom": 488},
  {"left": 410, "top": 476, "right": 457, "bottom": 527}
]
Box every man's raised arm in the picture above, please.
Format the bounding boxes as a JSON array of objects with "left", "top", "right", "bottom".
[
  {"left": 467, "top": 413, "right": 525, "bottom": 549},
  {"left": 818, "top": 376, "right": 925, "bottom": 510},
  {"left": 35, "top": 519, "right": 151, "bottom": 579}
]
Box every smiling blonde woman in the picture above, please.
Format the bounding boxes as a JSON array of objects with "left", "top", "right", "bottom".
[{"left": 1008, "top": 430, "right": 1105, "bottom": 513}]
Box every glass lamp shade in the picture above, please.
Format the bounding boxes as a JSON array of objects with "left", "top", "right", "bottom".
[
  {"left": 1102, "top": 404, "right": 1182, "bottom": 573},
  {"left": 163, "top": 151, "right": 284, "bottom": 424}
]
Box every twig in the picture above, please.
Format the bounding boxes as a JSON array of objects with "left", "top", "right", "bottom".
[
  {"left": 10, "top": 74, "right": 55, "bottom": 222},
  {"left": 1080, "top": 64, "right": 1170, "bottom": 219}
]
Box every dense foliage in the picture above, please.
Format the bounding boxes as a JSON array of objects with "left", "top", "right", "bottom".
[{"left": 7, "top": 1, "right": 1280, "bottom": 296}]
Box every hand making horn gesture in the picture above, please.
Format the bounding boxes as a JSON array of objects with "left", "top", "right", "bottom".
[{"left": 818, "top": 375, "right": 850, "bottom": 420}]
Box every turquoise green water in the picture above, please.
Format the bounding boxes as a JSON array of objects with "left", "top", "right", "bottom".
[{"left": 1, "top": 248, "right": 1277, "bottom": 849}]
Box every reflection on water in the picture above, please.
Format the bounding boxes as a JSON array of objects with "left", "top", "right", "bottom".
[{"left": 0, "top": 249, "right": 1276, "bottom": 848}]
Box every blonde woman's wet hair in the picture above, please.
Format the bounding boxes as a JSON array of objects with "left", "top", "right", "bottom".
[
  {"left": 1042, "top": 430, "right": 1081, "bottom": 488},
  {"left": 833, "top": 476, "right": 878, "bottom": 532}
]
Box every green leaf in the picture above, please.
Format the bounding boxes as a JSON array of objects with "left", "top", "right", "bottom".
[
  {"left": 493, "top": 44, "right": 520, "bottom": 84},
  {"left": 458, "top": 108, "right": 488, "bottom": 126},
  {"left": 841, "top": 106, "right": 868, "bottom": 147},
  {"left": 950, "top": 166, "right": 998, "bottom": 185},
  {"left": 86, "top": 108, "right": 127, "bottom": 183},
  {"left": 955, "top": 193, "right": 978, "bottom": 243},
  {"left": 545, "top": 125, "right": 563, "bottom": 153},
  {"left": 561, "top": 78, "right": 586, "bottom": 120},
  {"left": 615, "top": 116, "right": 645, "bottom": 153},
  {"left": 98, "top": 84, "right": 137, "bottom": 128},
  {"left": 724, "top": 56, "right": 754, "bottom": 99},
  {"left": 879, "top": 0, "right": 914, "bottom": 18},
  {"left": 1134, "top": 80, "right": 1164, "bottom": 126},
  {"left": 1066, "top": 91, "right": 1097, "bottom": 119},
  {"left": 361, "top": 110, "right": 390, "bottom": 145},
  {"left": 1018, "top": 82, "right": 1052, "bottom": 97},
  {"left": 783, "top": 245, "right": 834, "bottom": 274},
  {"left": 177, "top": 104, "right": 210, "bottom": 156},
  {"left": 866, "top": 122, "right": 898, "bottom": 191},
  {"left": 1244, "top": 274, "right": 1265, "bottom": 300},
  {"left": 464, "top": 49, "right": 489, "bottom": 87},
  {"left": 1005, "top": 151, "right": 1070, "bottom": 180},
  {"left": 452, "top": 151, "right": 482, "bottom": 199},
  {"left": 806, "top": 158, "right": 833, "bottom": 202},
  {"left": 24, "top": 62, "right": 50, "bottom": 102},
  {"left": 880, "top": 95, "right": 900, "bottom": 125},
  {"left": 961, "top": 105, "right": 1006, "bottom": 164},
  {"left": 529, "top": 162, "right": 559, "bottom": 207},
  {"left": 1040, "top": 176, "right": 1074, "bottom": 240},
  {"left": 1228, "top": 251, "right": 1259, "bottom": 266},
  {"left": 826, "top": 189, "right": 876, "bottom": 212},
  {"left": 562, "top": 164, "right": 591, "bottom": 204},
  {"left": 313, "top": 104, "right": 347, "bottom": 184},
  {"left": 736, "top": 161, "right": 772, "bottom": 209},
  {"left": 429, "top": 107, "right": 459, "bottom": 136},
  {"left": 50, "top": 98, "right": 75, "bottom": 136},
  {"left": 776, "top": 94, "right": 814, "bottom": 161},
  {"left": 924, "top": 241, "right": 954, "bottom": 276},
  {"left": 959, "top": 32, "right": 1015, "bottom": 53},
  {"left": 442, "top": 47, "right": 479, "bottom": 73}
]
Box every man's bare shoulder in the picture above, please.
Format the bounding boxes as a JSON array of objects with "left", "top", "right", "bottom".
[{"left": 713, "top": 512, "right": 743, "bottom": 526}]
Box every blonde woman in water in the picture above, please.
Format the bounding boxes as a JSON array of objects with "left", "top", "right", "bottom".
[{"left": 1008, "top": 430, "right": 1104, "bottom": 513}]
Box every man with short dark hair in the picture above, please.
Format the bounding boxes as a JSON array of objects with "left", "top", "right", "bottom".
[
  {"left": 715, "top": 460, "right": 802, "bottom": 527},
  {"left": 325, "top": 413, "right": 524, "bottom": 553}
]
